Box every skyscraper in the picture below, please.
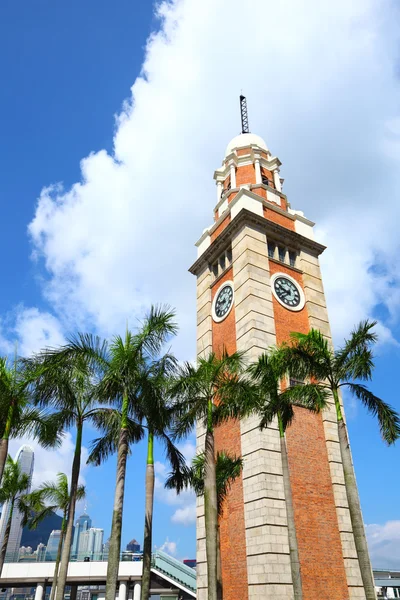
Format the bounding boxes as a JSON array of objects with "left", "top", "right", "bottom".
[
  {"left": 0, "top": 445, "right": 34, "bottom": 561},
  {"left": 71, "top": 512, "right": 92, "bottom": 557},
  {"left": 45, "top": 530, "right": 61, "bottom": 561},
  {"left": 77, "top": 528, "right": 103, "bottom": 559},
  {"left": 126, "top": 539, "right": 140, "bottom": 552}
]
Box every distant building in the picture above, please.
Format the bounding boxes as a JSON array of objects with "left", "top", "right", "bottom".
[
  {"left": 71, "top": 512, "right": 92, "bottom": 558},
  {"left": 126, "top": 538, "right": 140, "bottom": 552},
  {"left": 78, "top": 528, "right": 104, "bottom": 560},
  {"left": 35, "top": 543, "right": 46, "bottom": 562},
  {"left": 45, "top": 530, "right": 61, "bottom": 561},
  {"left": 103, "top": 537, "right": 110, "bottom": 558},
  {"left": 0, "top": 445, "right": 34, "bottom": 561},
  {"left": 183, "top": 559, "right": 197, "bottom": 569}
]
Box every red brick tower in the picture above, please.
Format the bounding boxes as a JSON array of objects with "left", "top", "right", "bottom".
[{"left": 190, "top": 101, "right": 371, "bottom": 600}]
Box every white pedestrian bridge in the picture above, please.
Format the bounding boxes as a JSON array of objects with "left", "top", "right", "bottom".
[{"left": 0, "top": 551, "right": 196, "bottom": 600}]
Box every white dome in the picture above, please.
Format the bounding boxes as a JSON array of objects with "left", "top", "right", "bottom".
[{"left": 225, "top": 133, "right": 268, "bottom": 157}]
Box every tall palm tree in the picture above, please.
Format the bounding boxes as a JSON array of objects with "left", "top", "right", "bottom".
[
  {"left": 90, "top": 353, "right": 186, "bottom": 600},
  {"left": 282, "top": 320, "right": 400, "bottom": 600},
  {"left": 60, "top": 306, "right": 178, "bottom": 600},
  {"left": 170, "top": 351, "right": 256, "bottom": 600},
  {"left": 28, "top": 473, "right": 85, "bottom": 600},
  {"left": 166, "top": 451, "right": 243, "bottom": 600},
  {"left": 24, "top": 350, "right": 116, "bottom": 600},
  {"left": 248, "top": 351, "right": 329, "bottom": 600},
  {"left": 138, "top": 354, "right": 187, "bottom": 600},
  {"left": 0, "top": 455, "right": 34, "bottom": 574},
  {"left": 0, "top": 356, "right": 61, "bottom": 483}
]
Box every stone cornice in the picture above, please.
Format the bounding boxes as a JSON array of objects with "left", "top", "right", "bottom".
[{"left": 189, "top": 208, "right": 326, "bottom": 275}]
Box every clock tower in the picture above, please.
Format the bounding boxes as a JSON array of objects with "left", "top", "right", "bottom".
[{"left": 190, "top": 100, "right": 372, "bottom": 600}]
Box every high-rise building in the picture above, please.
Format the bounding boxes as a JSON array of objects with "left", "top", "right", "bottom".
[
  {"left": 78, "top": 528, "right": 103, "bottom": 559},
  {"left": 71, "top": 512, "right": 92, "bottom": 557},
  {"left": 191, "top": 103, "right": 373, "bottom": 599},
  {"left": 35, "top": 543, "right": 46, "bottom": 562},
  {"left": 45, "top": 530, "right": 61, "bottom": 561},
  {"left": 0, "top": 445, "right": 34, "bottom": 561},
  {"left": 103, "top": 537, "right": 110, "bottom": 558},
  {"left": 126, "top": 539, "right": 140, "bottom": 552}
]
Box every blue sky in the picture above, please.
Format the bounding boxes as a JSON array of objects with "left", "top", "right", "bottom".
[{"left": 2, "top": 0, "right": 400, "bottom": 566}]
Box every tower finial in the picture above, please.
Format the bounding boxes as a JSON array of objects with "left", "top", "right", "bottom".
[{"left": 239, "top": 95, "right": 250, "bottom": 134}]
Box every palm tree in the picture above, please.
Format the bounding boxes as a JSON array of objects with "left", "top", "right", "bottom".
[
  {"left": 60, "top": 306, "right": 178, "bottom": 600},
  {"left": 0, "top": 455, "right": 34, "bottom": 574},
  {"left": 90, "top": 353, "right": 186, "bottom": 600},
  {"left": 282, "top": 320, "right": 400, "bottom": 600},
  {"left": 138, "top": 354, "right": 188, "bottom": 600},
  {"left": 248, "top": 351, "right": 329, "bottom": 600},
  {"left": 166, "top": 451, "right": 243, "bottom": 600},
  {"left": 24, "top": 349, "right": 117, "bottom": 600},
  {"left": 170, "top": 351, "right": 256, "bottom": 600},
  {"left": 0, "top": 356, "right": 61, "bottom": 483},
  {"left": 28, "top": 473, "right": 85, "bottom": 600}
]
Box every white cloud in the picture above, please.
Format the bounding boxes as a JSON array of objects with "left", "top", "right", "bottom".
[
  {"left": 9, "top": 432, "right": 89, "bottom": 490},
  {"left": 0, "top": 307, "right": 65, "bottom": 357},
  {"left": 154, "top": 440, "right": 197, "bottom": 525},
  {"left": 23, "top": 0, "right": 400, "bottom": 356},
  {"left": 157, "top": 537, "right": 178, "bottom": 556},
  {"left": 171, "top": 504, "right": 196, "bottom": 526},
  {"left": 366, "top": 521, "right": 400, "bottom": 568}
]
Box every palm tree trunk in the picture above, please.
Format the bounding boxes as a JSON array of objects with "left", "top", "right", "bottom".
[
  {"left": 50, "top": 513, "right": 66, "bottom": 600},
  {"left": 141, "top": 431, "right": 154, "bottom": 600},
  {"left": 0, "top": 402, "right": 14, "bottom": 484},
  {"left": 105, "top": 410, "right": 129, "bottom": 600},
  {"left": 279, "top": 414, "right": 302, "bottom": 600},
  {"left": 217, "top": 525, "right": 222, "bottom": 600},
  {"left": 55, "top": 422, "right": 83, "bottom": 600},
  {"left": 0, "top": 501, "right": 14, "bottom": 575},
  {"left": 204, "top": 405, "right": 218, "bottom": 600},
  {"left": 333, "top": 390, "right": 376, "bottom": 600}
]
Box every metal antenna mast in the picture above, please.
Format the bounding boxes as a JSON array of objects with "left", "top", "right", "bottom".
[{"left": 240, "top": 94, "right": 250, "bottom": 134}]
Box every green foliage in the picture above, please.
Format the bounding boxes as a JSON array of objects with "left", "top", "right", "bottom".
[
  {"left": 282, "top": 320, "right": 400, "bottom": 444},
  {"left": 166, "top": 451, "right": 243, "bottom": 516},
  {"left": 0, "top": 456, "right": 34, "bottom": 528},
  {"left": 27, "top": 473, "right": 85, "bottom": 530},
  {"left": 170, "top": 351, "right": 258, "bottom": 438},
  {"left": 248, "top": 350, "right": 329, "bottom": 433}
]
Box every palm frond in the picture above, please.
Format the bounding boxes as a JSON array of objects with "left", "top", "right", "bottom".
[
  {"left": 345, "top": 383, "right": 400, "bottom": 444},
  {"left": 333, "top": 320, "right": 377, "bottom": 382}
]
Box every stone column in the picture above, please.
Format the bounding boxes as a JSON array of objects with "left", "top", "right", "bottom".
[
  {"left": 216, "top": 180, "right": 223, "bottom": 201},
  {"left": 254, "top": 158, "right": 262, "bottom": 184},
  {"left": 34, "top": 583, "right": 44, "bottom": 600},
  {"left": 70, "top": 586, "right": 78, "bottom": 600},
  {"left": 229, "top": 161, "right": 236, "bottom": 188},
  {"left": 133, "top": 582, "right": 141, "bottom": 600},
  {"left": 273, "top": 168, "right": 281, "bottom": 192},
  {"left": 119, "top": 581, "right": 127, "bottom": 600}
]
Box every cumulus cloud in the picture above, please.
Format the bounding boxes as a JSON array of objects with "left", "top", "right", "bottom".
[
  {"left": 171, "top": 504, "right": 196, "bottom": 526},
  {"left": 154, "top": 441, "right": 197, "bottom": 525},
  {"left": 0, "top": 307, "right": 65, "bottom": 356},
  {"left": 21, "top": 0, "right": 400, "bottom": 357},
  {"left": 157, "top": 537, "right": 178, "bottom": 556},
  {"left": 366, "top": 521, "right": 400, "bottom": 569}
]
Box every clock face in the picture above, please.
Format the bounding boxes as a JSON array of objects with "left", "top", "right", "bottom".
[
  {"left": 213, "top": 283, "right": 234, "bottom": 321},
  {"left": 273, "top": 276, "right": 302, "bottom": 308}
]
